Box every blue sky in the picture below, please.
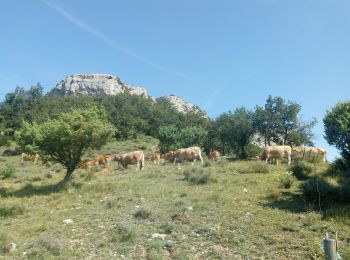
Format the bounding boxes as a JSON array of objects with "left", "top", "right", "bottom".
[{"left": 1, "top": 0, "right": 350, "bottom": 160}]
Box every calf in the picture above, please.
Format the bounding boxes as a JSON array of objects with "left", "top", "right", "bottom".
[{"left": 114, "top": 151, "right": 145, "bottom": 170}]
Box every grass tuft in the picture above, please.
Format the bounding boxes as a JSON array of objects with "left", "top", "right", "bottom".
[
  {"left": 183, "top": 167, "right": 216, "bottom": 185},
  {"left": 237, "top": 162, "right": 269, "bottom": 174},
  {"left": 133, "top": 208, "right": 151, "bottom": 219},
  {"left": 0, "top": 164, "right": 15, "bottom": 179},
  {"left": 0, "top": 204, "right": 25, "bottom": 218},
  {"left": 290, "top": 162, "right": 313, "bottom": 180},
  {"left": 38, "top": 233, "right": 62, "bottom": 255}
]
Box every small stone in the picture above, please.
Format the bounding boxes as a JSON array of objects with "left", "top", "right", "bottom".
[
  {"left": 243, "top": 188, "right": 248, "bottom": 193},
  {"left": 152, "top": 233, "right": 167, "bottom": 240},
  {"left": 63, "top": 219, "right": 74, "bottom": 225},
  {"left": 6, "top": 243, "right": 16, "bottom": 252}
]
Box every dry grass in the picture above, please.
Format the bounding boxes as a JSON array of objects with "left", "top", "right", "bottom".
[{"left": 0, "top": 136, "right": 349, "bottom": 259}]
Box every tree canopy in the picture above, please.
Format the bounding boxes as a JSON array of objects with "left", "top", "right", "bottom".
[
  {"left": 324, "top": 101, "right": 350, "bottom": 164},
  {"left": 17, "top": 106, "right": 115, "bottom": 182}
]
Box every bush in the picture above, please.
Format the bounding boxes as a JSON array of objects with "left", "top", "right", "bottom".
[
  {"left": 38, "top": 233, "right": 62, "bottom": 255},
  {"left": 290, "top": 162, "right": 313, "bottom": 180},
  {"left": 266, "top": 187, "right": 281, "bottom": 200},
  {"left": 278, "top": 174, "right": 294, "bottom": 189},
  {"left": 183, "top": 168, "right": 216, "bottom": 185},
  {"left": 0, "top": 232, "right": 11, "bottom": 253},
  {"left": 0, "top": 204, "right": 25, "bottom": 218},
  {"left": 2, "top": 148, "right": 21, "bottom": 156},
  {"left": 244, "top": 144, "right": 261, "bottom": 158},
  {"left": 326, "top": 158, "right": 350, "bottom": 179},
  {"left": 238, "top": 162, "right": 269, "bottom": 174},
  {"left": 301, "top": 177, "right": 343, "bottom": 206},
  {"left": 133, "top": 208, "right": 151, "bottom": 219},
  {"left": 112, "top": 220, "right": 135, "bottom": 242},
  {"left": 0, "top": 164, "right": 15, "bottom": 179}
]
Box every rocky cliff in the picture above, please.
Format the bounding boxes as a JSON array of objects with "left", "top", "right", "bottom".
[
  {"left": 48, "top": 74, "right": 148, "bottom": 97},
  {"left": 48, "top": 74, "right": 203, "bottom": 115}
]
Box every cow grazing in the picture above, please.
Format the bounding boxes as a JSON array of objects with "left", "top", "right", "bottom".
[
  {"left": 208, "top": 150, "right": 220, "bottom": 161},
  {"left": 95, "top": 155, "right": 111, "bottom": 167},
  {"left": 21, "top": 153, "right": 40, "bottom": 165},
  {"left": 292, "top": 147, "right": 327, "bottom": 162},
  {"left": 101, "top": 165, "right": 111, "bottom": 174},
  {"left": 260, "top": 145, "right": 292, "bottom": 165},
  {"left": 161, "top": 151, "right": 175, "bottom": 163},
  {"left": 79, "top": 159, "right": 96, "bottom": 169},
  {"left": 173, "top": 146, "right": 204, "bottom": 166},
  {"left": 147, "top": 153, "right": 161, "bottom": 164},
  {"left": 114, "top": 151, "right": 145, "bottom": 170}
]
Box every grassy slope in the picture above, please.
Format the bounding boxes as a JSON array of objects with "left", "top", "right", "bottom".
[{"left": 0, "top": 136, "right": 349, "bottom": 259}]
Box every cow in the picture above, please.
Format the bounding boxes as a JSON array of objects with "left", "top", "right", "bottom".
[
  {"left": 95, "top": 155, "right": 112, "bottom": 167},
  {"left": 173, "top": 146, "right": 204, "bottom": 166},
  {"left": 100, "top": 165, "right": 111, "bottom": 174},
  {"left": 161, "top": 151, "right": 175, "bottom": 163},
  {"left": 259, "top": 145, "right": 292, "bottom": 165},
  {"left": 79, "top": 159, "right": 96, "bottom": 169},
  {"left": 147, "top": 153, "right": 161, "bottom": 164},
  {"left": 292, "top": 147, "right": 327, "bottom": 162},
  {"left": 114, "top": 151, "right": 145, "bottom": 170},
  {"left": 21, "top": 153, "right": 40, "bottom": 165},
  {"left": 208, "top": 150, "right": 220, "bottom": 161}
]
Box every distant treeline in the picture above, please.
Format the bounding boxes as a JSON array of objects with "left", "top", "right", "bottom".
[{"left": 0, "top": 84, "right": 317, "bottom": 158}]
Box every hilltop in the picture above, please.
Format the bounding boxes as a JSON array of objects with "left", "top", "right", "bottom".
[{"left": 47, "top": 73, "right": 203, "bottom": 115}]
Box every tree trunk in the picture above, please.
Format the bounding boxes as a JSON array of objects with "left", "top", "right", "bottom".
[{"left": 64, "top": 168, "right": 74, "bottom": 182}]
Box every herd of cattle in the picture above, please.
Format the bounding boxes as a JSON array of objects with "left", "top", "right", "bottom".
[{"left": 19, "top": 145, "right": 326, "bottom": 172}]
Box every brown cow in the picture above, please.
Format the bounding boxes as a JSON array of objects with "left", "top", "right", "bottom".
[
  {"left": 114, "top": 151, "right": 145, "bottom": 170},
  {"left": 173, "top": 146, "right": 204, "bottom": 165},
  {"left": 292, "top": 147, "right": 327, "bottom": 162},
  {"left": 161, "top": 151, "right": 175, "bottom": 163},
  {"left": 208, "top": 150, "right": 220, "bottom": 161},
  {"left": 147, "top": 153, "right": 161, "bottom": 164},
  {"left": 259, "top": 145, "right": 292, "bottom": 165},
  {"left": 21, "top": 153, "right": 40, "bottom": 165},
  {"left": 95, "top": 155, "right": 112, "bottom": 167},
  {"left": 79, "top": 159, "right": 96, "bottom": 169},
  {"left": 100, "top": 165, "right": 111, "bottom": 174}
]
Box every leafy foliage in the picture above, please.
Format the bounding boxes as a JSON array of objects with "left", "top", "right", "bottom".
[
  {"left": 17, "top": 106, "right": 114, "bottom": 181},
  {"left": 324, "top": 101, "right": 350, "bottom": 166},
  {"left": 158, "top": 125, "right": 207, "bottom": 153},
  {"left": 252, "top": 95, "right": 316, "bottom": 146}
]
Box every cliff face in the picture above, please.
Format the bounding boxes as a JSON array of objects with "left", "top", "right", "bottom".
[
  {"left": 48, "top": 74, "right": 204, "bottom": 115},
  {"left": 156, "top": 95, "right": 202, "bottom": 114},
  {"left": 47, "top": 74, "right": 148, "bottom": 97}
]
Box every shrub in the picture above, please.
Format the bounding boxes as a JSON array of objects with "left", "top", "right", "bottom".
[
  {"left": 0, "top": 232, "right": 11, "bottom": 253},
  {"left": 0, "top": 164, "right": 15, "bottom": 179},
  {"left": 301, "top": 177, "right": 343, "bottom": 206},
  {"left": 278, "top": 174, "right": 294, "bottom": 189},
  {"left": 133, "top": 208, "right": 151, "bottom": 219},
  {"left": 0, "top": 204, "right": 25, "bottom": 218},
  {"left": 238, "top": 162, "right": 269, "bottom": 174},
  {"left": 38, "top": 233, "right": 62, "bottom": 255},
  {"left": 112, "top": 220, "right": 135, "bottom": 242},
  {"left": 266, "top": 187, "right": 281, "bottom": 200},
  {"left": 290, "top": 162, "right": 312, "bottom": 180},
  {"left": 183, "top": 168, "right": 216, "bottom": 185},
  {"left": 2, "top": 148, "right": 21, "bottom": 156}
]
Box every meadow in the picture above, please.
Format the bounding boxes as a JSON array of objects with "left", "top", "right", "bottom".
[{"left": 0, "top": 136, "right": 349, "bottom": 259}]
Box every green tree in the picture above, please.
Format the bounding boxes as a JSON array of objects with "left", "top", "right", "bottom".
[
  {"left": 214, "top": 108, "right": 254, "bottom": 158},
  {"left": 324, "top": 101, "right": 350, "bottom": 165},
  {"left": 17, "top": 106, "right": 114, "bottom": 183},
  {"left": 158, "top": 125, "right": 181, "bottom": 153},
  {"left": 252, "top": 95, "right": 316, "bottom": 146},
  {"left": 180, "top": 126, "right": 208, "bottom": 149}
]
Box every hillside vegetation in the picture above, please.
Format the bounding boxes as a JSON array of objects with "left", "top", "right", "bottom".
[{"left": 1, "top": 136, "right": 349, "bottom": 259}]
